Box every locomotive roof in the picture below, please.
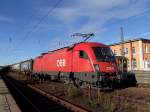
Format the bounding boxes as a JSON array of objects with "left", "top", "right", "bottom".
[{"left": 39, "top": 42, "right": 108, "bottom": 57}]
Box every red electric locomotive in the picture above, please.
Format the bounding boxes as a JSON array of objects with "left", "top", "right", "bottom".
[{"left": 33, "top": 42, "right": 117, "bottom": 88}]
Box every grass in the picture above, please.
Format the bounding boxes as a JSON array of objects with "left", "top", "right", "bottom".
[
  {"left": 87, "top": 90, "right": 138, "bottom": 112},
  {"left": 66, "top": 84, "right": 80, "bottom": 97},
  {"left": 145, "top": 108, "right": 150, "bottom": 112}
]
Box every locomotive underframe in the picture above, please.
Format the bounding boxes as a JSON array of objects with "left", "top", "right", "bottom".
[{"left": 32, "top": 71, "right": 117, "bottom": 88}]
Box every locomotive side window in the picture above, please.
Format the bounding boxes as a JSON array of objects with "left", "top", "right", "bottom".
[{"left": 79, "top": 50, "right": 88, "bottom": 59}]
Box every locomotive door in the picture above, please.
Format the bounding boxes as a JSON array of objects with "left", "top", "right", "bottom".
[
  {"left": 73, "top": 50, "right": 92, "bottom": 72},
  {"left": 72, "top": 50, "right": 79, "bottom": 72}
]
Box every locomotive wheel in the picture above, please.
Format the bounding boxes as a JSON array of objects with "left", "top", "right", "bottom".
[
  {"left": 63, "top": 78, "right": 70, "bottom": 84},
  {"left": 80, "top": 81, "right": 88, "bottom": 88},
  {"left": 108, "top": 82, "right": 114, "bottom": 90},
  {"left": 74, "top": 78, "right": 83, "bottom": 87}
]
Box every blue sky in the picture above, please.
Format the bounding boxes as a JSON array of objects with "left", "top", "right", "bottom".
[{"left": 0, "top": 0, "right": 150, "bottom": 65}]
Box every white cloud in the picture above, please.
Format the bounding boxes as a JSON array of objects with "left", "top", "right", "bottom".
[
  {"left": 33, "top": 0, "right": 150, "bottom": 41},
  {"left": 49, "top": 0, "right": 149, "bottom": 33},
  {"left": 0, "top": 16, "right": 14, "bottom": 23}
]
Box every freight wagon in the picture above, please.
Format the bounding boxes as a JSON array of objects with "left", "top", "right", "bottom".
[
  {"left": 11, "top": 63, "right": 20, "bottom": 72},
  {"left": 10, "top": 59, "right": 33, "bottom": 74},
  {"left": 20, "top": 60, "right": 33, "bottom": 74}
]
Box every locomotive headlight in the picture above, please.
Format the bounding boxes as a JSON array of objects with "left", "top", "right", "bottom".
[{"left": 94, "top": 64, "right": 100, "bottom": 72}]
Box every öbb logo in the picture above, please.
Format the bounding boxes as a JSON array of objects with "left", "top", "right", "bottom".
[{"left": 57, "top": 59, "right": 66, "bottom": 67}]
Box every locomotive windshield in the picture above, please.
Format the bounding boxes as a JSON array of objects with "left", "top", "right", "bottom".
[{"left": 92, "top": 47, "right": 115, "bottom": 62}]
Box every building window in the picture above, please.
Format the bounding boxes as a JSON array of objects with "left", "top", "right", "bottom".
[
  {"left": 148, "top": 62, "right": 150, "bottom": 68},
  {"left": 146, "top": 46, "right": 148, "bottom": 53},
  {"left": 132, "top": 59, "right": 137, "bottom": 68},
  {"left": 144, "top": 45, "right": 146, "bottom": 53},
  {"left": 124, "top": 48, "right": 128, "bottom": 54},
  {"left": 127, "top": 60, "right": 130, "bottom": 68},
  {"left": 132, "top": 47, "right": 136, "bottom": 54},
  {"left": 144, "top": 60, "right": 150, "bottom": 68},
  {"left": 120, "top": 49, "right": 122, "bottom": 55},
  {"left": 114, "top": 50, "right": 116, "bottom": 55},
  {"left": 119, "top": 48, "right": 128, "bottom": 55}
]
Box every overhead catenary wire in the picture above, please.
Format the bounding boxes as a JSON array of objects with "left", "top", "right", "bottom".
[
  {"left": 7, "top": 2, "right": 150, "bottom": 50},
  {"left": 18, "top": 3, "right": 150, "bottom": 44},
  {"left": 22, "top": 0, "right": 63, "bottom": 41},
  {"left": 4, "top": 0, "right": 63, "bottom": 55}
]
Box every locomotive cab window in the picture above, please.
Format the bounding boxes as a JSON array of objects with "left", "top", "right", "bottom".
[
  {"left": 79, "top": 50, "right": 88, "bottom": 59},
  {"left": 92, "top": 47, "right": 115, "bottom": 62}
]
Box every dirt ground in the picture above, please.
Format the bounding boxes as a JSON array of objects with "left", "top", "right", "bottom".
[
  {"left": 6, "top": 72, "right": 150, "bottom": 112},
  {"left": 32, "top": 82, "right": 150, "bottom": 112}
]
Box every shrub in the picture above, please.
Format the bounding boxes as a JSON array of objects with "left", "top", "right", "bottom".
[{"left": 67, "top": 84, "right": 80, "bottom": 97}]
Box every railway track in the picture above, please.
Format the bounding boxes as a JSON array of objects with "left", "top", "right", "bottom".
[
  {"left": 5, "top": 71, "right": 150, "bottom": 112},
  {"left": 2, "top": 74, "right": 71, "bottom": 112}
]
